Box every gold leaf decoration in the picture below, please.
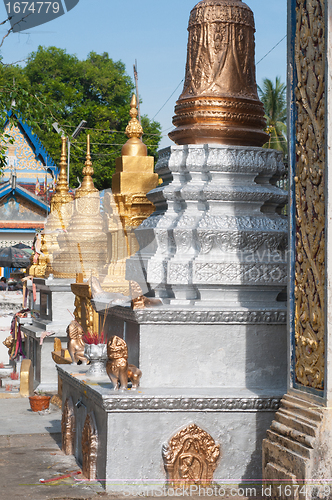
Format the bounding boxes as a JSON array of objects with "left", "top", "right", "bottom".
[{"left": 294, "top": 0, "right": 325, "bottom": 389}]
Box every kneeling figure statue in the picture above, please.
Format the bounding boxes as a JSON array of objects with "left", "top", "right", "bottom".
[{"left": 67, "top": 320, "right": 88, "bottom": 364}]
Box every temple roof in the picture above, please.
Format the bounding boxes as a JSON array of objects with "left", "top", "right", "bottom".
[
  {"left": 0, "top": 180, "right": 50, "bottom": 212},
  {"left": 4, "top": 110, "right": 58, "bottom": 178}
]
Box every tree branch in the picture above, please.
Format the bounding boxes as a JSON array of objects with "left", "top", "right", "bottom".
[{"left": 0, "top": 14, "right": 31, "bottom": 52}]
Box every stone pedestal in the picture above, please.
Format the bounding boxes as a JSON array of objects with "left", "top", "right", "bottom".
[
  {"left": 90, "top": 143, "right": 288, "bottom": 490},
  {"left": 21, "top": 277, "right": 75, "bottom": 391},
  {"left": 127, "top": 145, "right": 287, "bottom": 305},
  {"left": 58, "top": 364, "right": 283, "bottom": 493},
  {"left": 102, "top": 306, "right": 287, "bottom": 392}
]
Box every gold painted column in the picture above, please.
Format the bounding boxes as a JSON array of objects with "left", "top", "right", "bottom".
[
  {"left": 262, "top": 1, "right": 332, "bottom": 495},
  {"left": 102, "top": 94, "right": 158, "bottom": 293}
]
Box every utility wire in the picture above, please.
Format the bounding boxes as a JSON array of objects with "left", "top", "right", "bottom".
[
  {"left": 152, "top": 78, "right": 184, "bottom": 121},
  {"left": 256, "top": 35, "right": 287, "bottom": 66}
]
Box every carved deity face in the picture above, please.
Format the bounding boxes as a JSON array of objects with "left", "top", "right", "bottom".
[{"left": 107, "top": 335, "right": 128, "bottom": 360}]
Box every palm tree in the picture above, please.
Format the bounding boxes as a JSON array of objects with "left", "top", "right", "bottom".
[{"left": 258, "top": 77, "right": 287, "bottom": 155}]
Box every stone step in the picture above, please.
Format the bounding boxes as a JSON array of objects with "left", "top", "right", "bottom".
[
  {"left": 263, "top": 438, "right": 307, "bottom": 479},
  {"left": 270, "top": 420, "right": 315, "bottom": 448},
  {"left": 275, "top": 408, "right": 318, "bottom": 437},
  {"left": 265, "top": 429, "right": 311, "bottom": 459},
  {"left": 281, "top": 394, "right": 322, "bottom": 422}
]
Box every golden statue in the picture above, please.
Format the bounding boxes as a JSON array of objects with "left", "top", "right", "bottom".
[
  {"left": 169, "top": 0, "right": 268, "bottom": 146},
  {"left": 106, "top": 335, "right": 142, "bottom": 390},
  {"left": 3, "top": 335, "right": 13, "bottom": 355},
  {"left": 106, "top": 336, "right": 128, "bottom": 390},
  {"left": 66, "top": 320, "right": 88, "bottom": 364}
]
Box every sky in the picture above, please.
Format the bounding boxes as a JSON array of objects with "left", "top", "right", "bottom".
[{"left": 0, "top": 0, "right": 287, "bottom": 149}]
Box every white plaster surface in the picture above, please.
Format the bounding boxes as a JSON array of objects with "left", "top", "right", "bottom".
[
  {"left": 59, "top": 365, "right": 282, "bottom": 493},
  {"left": 21, "top": 278, "right": 75, "bottom": 389},
  {"left": 138, "top": 323, "right": 287, "bottom": 390}
]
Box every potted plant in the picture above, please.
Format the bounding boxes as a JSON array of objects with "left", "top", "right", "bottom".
[
  {"left": 83, "top": 331, "right": 108, "bottom": 377},
  {"left": 29, "top": 390, "right": 51, "bottom": 412}
]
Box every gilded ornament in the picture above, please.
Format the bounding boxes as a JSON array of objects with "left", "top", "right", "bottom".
[
  {"left": 82, "top": 412, "right": 98, "bottom": 480},
  {"left": 61, "top": 397, "right": 75, "bottom": 455},
  {"left": 106, "top": 335, "right": 142, "bottom": 390},
  {"left": 29, "top": 136, "right": 73, "bottom": 278},
  {"left": 169, "top": 0, "right": 267, "bottom": 146},
  {"left": 294, "top": 0, "right": 325, "bottom": 389},
  {"left": 3, "top": 335, "right": 13, "bottom": 354},
  {"left": 162, "top": 424, "right": 220, "bottom": 488},
  {"left": 121, "top": 94, "right": 146, "bottom": 157},
  {"left": 103, "top": 96, "right": 158, "bottom": 293},
  {"left": 106, "top": 335, "right": 128, "bottom": 390},
  {"left": 66, "top": 320, "right": 88, "bottom": 364}
]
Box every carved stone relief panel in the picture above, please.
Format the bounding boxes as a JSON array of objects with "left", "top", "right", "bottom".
[
  {"left": 82, "top": 412, "right": 98, "bottom": 480},
  {"left": 162, "top": 423, "right": 220, "bottom": 488},
  {"left": 61, "top": 397, "right": 75, "bottom": 455}
]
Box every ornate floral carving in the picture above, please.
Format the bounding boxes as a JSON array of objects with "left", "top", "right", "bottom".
[
  {"left": 103, "top": 397, "right": 281, "bottom": 412},
  {"left": 61, "top": 397, "right": 75, "bottom": 455},
  {"left": 162, "top": 424, "right": 220, "bottom": 488},
  {"left": 193, "top": 263, "right": 286, "bottom": 285},
  {"left": 108, "top": 307, "right": 286, "bottom": 325},
  {"left": 294, "top": 0, "right": 325, "bottom": 389},
  {"left": 82, "top": 412, "right": 98, "bottom": 480},
  {"left": 198, "top": 230, "right": 286, "bottom": 254}
]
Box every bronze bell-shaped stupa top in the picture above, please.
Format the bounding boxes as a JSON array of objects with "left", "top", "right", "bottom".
[{"left": 169, "top": 0, "right": 268, "bottom": 147}]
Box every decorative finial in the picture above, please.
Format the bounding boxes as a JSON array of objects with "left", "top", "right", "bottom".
[
  {"left": 125, "top": 94, "right": 143, "bottom": 139},
  {"left": 76, "top": 134, "right": 98, "bottom": 197},
  {"left": 122, "top": 94, "right": 147, "bottom": 156},
  {"left": 54, "top": 136, "right": 70, "bottom": 195}
]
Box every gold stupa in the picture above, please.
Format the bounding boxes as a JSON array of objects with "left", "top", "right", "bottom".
[
  {"left": 169, "top": 0, "right": 268, "bottom": 146},
  {"left": 29, "top": 137, "right": 73, "bottom": 278},
  {"left": 102, "top": 94, "right": 158, "bottom": 293},
  {"left": 52, "top": 135, "right": 107, "bottom": 279}
]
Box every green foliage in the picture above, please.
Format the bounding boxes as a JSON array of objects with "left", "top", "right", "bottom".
[
  {"left": 258, "top": 76, "right": 287, "bottom": 155},
  {"left": 0, "top": 47, "right": 161, "bottom": 189}
]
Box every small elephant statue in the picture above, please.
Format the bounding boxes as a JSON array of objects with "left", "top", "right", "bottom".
[
  {"left": 106, "top": 335, "right": 142, "bottom": 390},
  {"left": 66, "top": 320, "right": 88, "bottom": 364}
]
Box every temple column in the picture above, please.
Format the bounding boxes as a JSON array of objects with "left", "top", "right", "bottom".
[{"left": 262, "top": 0, "right": 332, "bottom": 496}]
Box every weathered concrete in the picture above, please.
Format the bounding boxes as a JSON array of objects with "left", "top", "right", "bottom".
[{"left": 59, "top": 364, "right": 283, "bottom": 493}]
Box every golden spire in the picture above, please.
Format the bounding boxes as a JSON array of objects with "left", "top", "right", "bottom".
[
  {"left": 75, "top": 134, "right": 98, "bottom": 197},
  {"left": 56, "top": 136, "right": 69, "bottom": 193},
  {"left": 121, "top": 94, "right": 147, "bottom": 156},
  {"left": 50, "top": 136, "right": 72, "bottom": 211}
]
